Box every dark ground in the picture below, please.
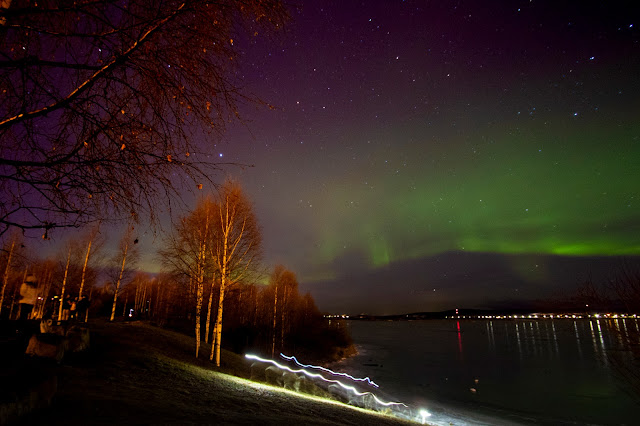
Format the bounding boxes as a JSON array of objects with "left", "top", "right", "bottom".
[{"left": 3, "top": 319, "right": 418, "bottom": 425}]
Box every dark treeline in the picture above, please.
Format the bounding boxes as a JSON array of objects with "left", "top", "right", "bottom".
[
  {"left": 0, "top": 230, "right": 102, "bottom": 322},
  {"left": 0, "top": 184, "right": 353, "bottom": 365},
  {"left": 0, "top": 242, "right": 353, "bottom": 364},
  {"left": 94, "top": 269, "right": 354, "bottom": 363}
]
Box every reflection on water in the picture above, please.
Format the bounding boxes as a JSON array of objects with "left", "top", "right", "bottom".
[
  {"left": 456, "top": 320, "right": 463, "bottom": 360},
  {"left": 573, "top": 321, "right": 583, "bottom": 359},
  {"left": 338, "top": 319, "right": 639, "bottom": 426}
]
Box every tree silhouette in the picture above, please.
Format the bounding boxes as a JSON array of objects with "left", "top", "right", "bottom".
[{"left": 0, "top": 0, "right": 286, "bottom": 237}]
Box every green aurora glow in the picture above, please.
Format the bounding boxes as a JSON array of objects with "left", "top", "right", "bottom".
[{"left": 298, "top": 114, "right": 640, "bottom": 278}]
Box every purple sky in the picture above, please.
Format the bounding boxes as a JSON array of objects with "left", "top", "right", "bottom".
[{"left": 35, "top": 1, "right": 640, "bottom": 314}]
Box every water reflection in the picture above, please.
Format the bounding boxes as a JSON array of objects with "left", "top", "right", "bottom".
[
  {"left": 487, "top": 321, "right": 495, "bottom": 352},
  {"left": 613, "top": 319, "right": 624, "bottom": 347},
  {"left": 515, "top": 322, "right": 522, "bottom": 359},
  {"left": 456, "top": 320, "right": 463, "bottom": 360},
  {"left": 543, "top": 321, "right": 552, "bottom": 357},
  {"left": 342, "top": 318, "right": 638, "bottom": 426},
  {"left": 573, "top": 321, "right": 583, "bottom": 359},
  {"left": 595, "top": 320, "right": 609, "bottom": 366},
  {"left": 551, "top": 321, "right": 560, "bottom": 355},
  {"left": 456, "top": 318, "right": 631, "bottom": 362},
  {"left": 620, "top": 319, "right": 629, "bottom": 342}
]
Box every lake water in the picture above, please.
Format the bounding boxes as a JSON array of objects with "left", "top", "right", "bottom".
[{"left": 332, "top": 319, "right": 639, "bottom": 426}]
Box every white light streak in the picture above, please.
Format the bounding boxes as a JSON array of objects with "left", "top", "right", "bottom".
[
  {"left": 280, "top": 353, "right": 379, "bottom": 388},
  {"left": 245, "top": 354, "right": 406, "bottom": 408}
]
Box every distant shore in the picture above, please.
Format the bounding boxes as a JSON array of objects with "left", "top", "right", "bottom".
[{"left": 331, "top": 309, "right": 636, "bottom": 321}]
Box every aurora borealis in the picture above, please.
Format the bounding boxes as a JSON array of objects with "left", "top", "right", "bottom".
[{"left": 200, "top": 1, "right": 640, "bottom": 313}]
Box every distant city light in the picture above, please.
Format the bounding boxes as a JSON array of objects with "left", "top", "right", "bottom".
[{"left": 439, "top": 312, "right": 633, "bottom": 321}]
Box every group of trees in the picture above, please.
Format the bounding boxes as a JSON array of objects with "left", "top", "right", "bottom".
[
  {"left": 158, "top": 180, "right": 352, "bottom": 365},
  {"left": 0, "top": 181, "right": 353, "bottom": 365},
  {"left": 0, "top": 227, "right": 102, "bottom": 321},
  {"left": 160, "top": 180, "right": 262, "bottom": 364}
]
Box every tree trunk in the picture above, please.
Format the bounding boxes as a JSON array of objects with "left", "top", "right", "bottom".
[
  {"left": 58, "top": 248, "right": 72, "bottom": 321},
  {"left": 140, "top": 282, "right": 146, "bottom": 314},
  {"left": 110, "top": 242, "right": 128, "bottom": 321},
  {"left": 0, "top": 240, "right": 15, "bottom": 315},
  {"left": 271, "top": 283, "right": 278, "bottom": 358},
  {"left": 154, "top": 280, "right": 162, "bottom": 322},
  {"left": 9, "top": 268, "right": 27, "bottom": 320},
  {"left": 252, "top": 286, "right": 259, "bottom": 328},
  {"left": 280, "top": 286, "right": 288, "bottom": 352},
  {"left": 195, "top": 268, "right": 203, "bottom": 358},
  {"left": 37, "top": 269, "right": 52, "bottom": 319},
  {"left": 212, "top": 277, "right": 226, "bottom": 366},
  {"left": 211, "top": 216, "right": 228, "bottom": 367},
  {"left": 78, "top": 239, "right": 92, "bottom": 298},
  {"left": 194, "top": 208, "right": 210, "bottom": 358},
  {"left": 85, "top": 286, "right": 93, "bottom": 322},
  {"left": 205, "top": 274, "right": 215, "bottom": 344}
]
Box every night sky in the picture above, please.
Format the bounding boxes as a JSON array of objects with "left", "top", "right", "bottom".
[
  {"left": 50, "top": 1, "right": 640, "bottom": 314},
  {"left": 209, "top": 1, "right": 639, "bottom": 314}
]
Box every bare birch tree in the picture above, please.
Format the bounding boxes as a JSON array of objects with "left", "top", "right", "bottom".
[
  {"left": 110, "top": 226, "right": 138, "bottom": 321},
  {"left": 210, "top": 180, "right": 261, "bottom": 366},
  {"left": 35, "top": 262, "right": 54, "bottom": 319},
  {"left": 159, "top": 197, "right": 214, "bottom": 357},
  {"left": 194, "top": 207, "right": 210, "bottom": 357},
  {"left": 8, "top": 267, "right": 27, "bottom": 319},
  {"left": 268, "top": 264, "right": 298, "bottom": 357},
  {"left": 0, "top": 0, "right": 287, "bottom": 238},
  {"left": 205, "top": 273, "right": 217, "bottom": 344},
  {"left": 78, "top": 225, "right": 103, "bottom": 299},
  {"left": 57, "top": 247, "right": 72, "bottom": 320},
  {"left": 0, "top": 233, "right": 26, "bottom": 316}
]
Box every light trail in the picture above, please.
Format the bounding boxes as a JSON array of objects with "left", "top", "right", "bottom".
[
  {"left": 245, "top": 354, "right": 407, "bottom": 408},
  {"left": 279, "top": 353, "right": 379, "bottom": 388}
]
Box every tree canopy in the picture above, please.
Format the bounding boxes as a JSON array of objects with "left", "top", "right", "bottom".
[{"left": 0, "top": 0, "right": 286, "bottom": 237}]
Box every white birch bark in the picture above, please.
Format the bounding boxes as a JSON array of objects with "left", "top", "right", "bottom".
[
  {"left": 78, "top": 239, "right": 92, "bottom": 298},
  {"left": 194, "top": 210, "right": 209, "bottom": 357},
  {"left": 0, "top": 240, "right": 15, "bottom": 315},
  {"left": 58, "top": 248, "right": 72, "bottom": 321},
  {"left": 205, "top": 274, "right": 215, "bottom": 344},
  {"left": 110, "top": 242, "right": 128, "bottom": 321},
  {"left": 271, "top": 283, "right": 278, "bottom": 358}
]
